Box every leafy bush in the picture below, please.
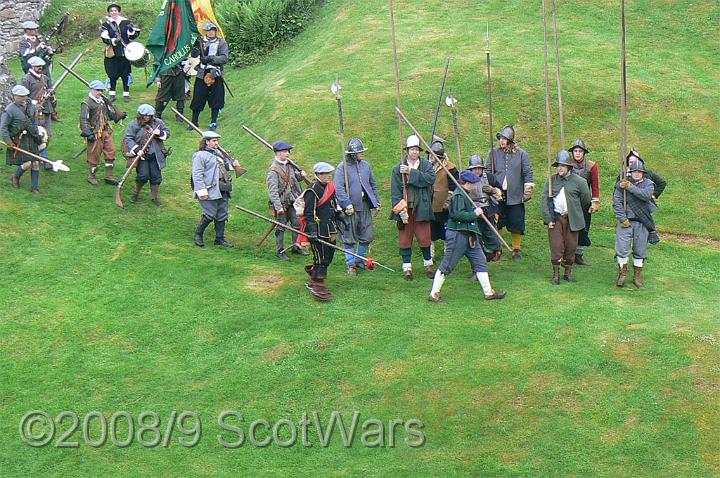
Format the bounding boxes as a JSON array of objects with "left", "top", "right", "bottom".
[{"left": 216, "top": 0, "right": 320, "bottom": 67}]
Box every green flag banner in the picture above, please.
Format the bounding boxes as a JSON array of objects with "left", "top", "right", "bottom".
[{"left": 146, "top": 0, "right": 200, "bottom": 86}]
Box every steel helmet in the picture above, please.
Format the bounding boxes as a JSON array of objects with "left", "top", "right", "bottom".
[
  {"left": 568, "top": 138, "right": 590, "bottom": 154},
  {"left": 626, "top": 148, "right": 642, "bottom": 162},
  {"left": 552, "top": 150, "right": 574, "bottom": 167},
  {"left": 628, "top": 159, "right": 645, "bottom": 173},
  {"left": 496, "top": 125, "right": 515, "bottom": 142},
  {"left": 346, "top": 138, "right": 367, "bottom": 154},
  {"left": 430, "top": 140, "right": 445, "bottom": 158},
  {"left": 468, "top": 154, "right": 485, "bottom": 169}
]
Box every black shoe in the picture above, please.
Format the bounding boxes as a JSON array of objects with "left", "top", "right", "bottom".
[
  {"left": 194, "top": 233, "right": 205, "bottom": 247},
  {"left": 291, "top": 245, "right": 309, "bottom": 256},
  {"left": 277, "top": 251, "right": 290, "bottom": 260},
  {"left": 214, "top": 238, "right": 234, "bottom": 248},
  {"left": 512, "top": 249, "right": 522, "bottom": 261},
  {"left": 123, "top": 96, "right": 130, "bottom": 103},
  {"left": 187, "top": 124, "right": 195, "bottom": 131},
  {"left": 575, "top": 254, "right": 589, "bottom": 266},
  {"left": 130, "top": 191, "right": 139, "bottom": 203},
  {"left": 151, "top": 198, "right": 161, "bottom": 206},
  {"left": 484, "top": 290, "right": 507, "bottom": 300}
]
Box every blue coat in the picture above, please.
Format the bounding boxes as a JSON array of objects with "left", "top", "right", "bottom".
[{"left": 334, "top": 155, "right": 380, "bottom": 211}]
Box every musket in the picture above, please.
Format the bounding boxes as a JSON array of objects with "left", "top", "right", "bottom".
[
  {"left": 542, "top": 0, "right": 554, "bottom": 198},
  {"left": 171, "top": 107, "right": 246, "bottom": 177},
  {"left": 235, "top": 206, "right": 396, "bottom": 272},
  {"left": 240, "top": 124, "right": 311, "bottom": 186},
  {"left": 389, "top": 0, "right": 408, "bottom": 210},
  {"left": 0, "top": 141, "right": 70, "bottom": 171},
  {"left": 429, "top": 57, "right": 450, "bottom": 146},
  {"left": 42, "top": 49, "right": 87, "bottom": 103},
  {"left": 395, "top": 107, "right": 512, "bottom": 252},
  {"left": 115, "top": 133, "right": 155, "bottom": 208},
  {"left": 620, "top": 0, "right": 628, "bottom": 210},
  {"left": 485, "top": 23, "right": 496, "bottom": 175},
  {"left": 445, "top": 93, "right": 462, "bottom": 169},
  {"left": 550, "top": 0, "right": 565, "bottom": 149}
]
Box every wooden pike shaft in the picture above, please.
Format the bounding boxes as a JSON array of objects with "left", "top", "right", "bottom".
[
  {"left": 235, "top": 206, "right": 396, "bottom": 272},
  {"left": 389, "top": 0, "right": 408, "bottom": 203},
  {"left": 451, "top": 104, "right": 462, "bottom": 169},
  {"left": 395, "top": 107, "right": 512, "bottom": 252},
  {"left": 620, "top": 0, "right": 628, "bottom": 210},
  {"left": 485, "top": 24, "right": 496, "bottom": 175},
  {"left": 542, "top": 0, "right": 554, "bottom": 195},
  {"left": 550, "top": 0, "right": 565, "bottom": 149}
]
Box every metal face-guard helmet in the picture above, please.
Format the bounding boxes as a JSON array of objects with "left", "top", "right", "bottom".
[
  {"left": 496, "top": 125, "right": 515, "bottom": 143},
  {"left": 346, "top": 138, "right": 367, "bottom": 154}
]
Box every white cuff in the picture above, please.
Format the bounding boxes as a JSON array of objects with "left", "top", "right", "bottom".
[
  {"left": 158, "top": 132, "right": 168, "bottom": 141},
  {"left": 196, "top": 188, "right": 208, "bottom": 197},
  {"left": 524, "top": 182, "right": 535, "bottom": 188},
  {"left": 129, "top": 145, "right": 138, "bottom": 155},
  {"left": 591, "top": 198, "right": 600, "bottom": 202}
]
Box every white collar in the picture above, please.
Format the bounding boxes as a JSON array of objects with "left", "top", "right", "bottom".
[
  {"left": 88, "top": 92, "right": 104, "bottom": 104},
  {"left": 30, "top": 69, "right": 42, "bottom": 78},
  {"left": 275, "top": 157, "right": 288, "bottom": 165},
  {"left": 107, "top": 15, "right": 128, "bottom": 24}
]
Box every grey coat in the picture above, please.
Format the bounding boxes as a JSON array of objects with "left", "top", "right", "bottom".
[
  {"left": 613, "top": 178, "right": 657, "bottom": 222},
  {"left": 192, "top": 147, "right": 232, "bottom": 200},
  {"left": 192, "top": 38, "right": 229, "bottom": 77},
  {"left": 334, "top": 156, "right": 380, "bottom": 211},
  {"left": 487, "top": 146, "right": 534, "bottom": 205},
  {"left": 124, "top": 118, "right": 170, "bottom": 169},
  {"left": 21, "top": 72, "right": 53, "bottom": 114},
  {"left": 267, "top": 158, "right": 303, "bottom": 211}
]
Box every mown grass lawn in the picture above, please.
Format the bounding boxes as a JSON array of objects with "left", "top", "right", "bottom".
[{"left": 1, "top": 0, "right": 719, "bottom": 476}]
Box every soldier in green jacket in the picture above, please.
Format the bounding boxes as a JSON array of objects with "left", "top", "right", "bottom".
[
  {"left": 541, "top": 151, "right": 592, "bottom": 284},
  {"left": 428, "top": 170, "right": 507, "bottom": 303}
]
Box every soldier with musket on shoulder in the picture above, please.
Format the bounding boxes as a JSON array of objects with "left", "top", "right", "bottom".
[
  {"left": 21, "top": 56, "right": 55, "bottom": 170},
  {"left": 467, "top": 153, "right": 503, "bottom": 263},
  {"left": 18, "top": 21, "right": 56, "bottom": 82},
  {"left": 541, "top": 151, "right": 592, "bottom": 285},
  {"left": 303, "top": 162, "right": 342, "bottom": 301},
  {"left": 390, "top": 134, "right": 436, "bottom": 281},
  {"left": 2, "top": 85, "right": 45, "bottom": 194},
  {"left": 613, "top": 157, "right": 659, "bottom": 289},
  {"left": 266, "top": 140, "right": 308, "bottom": 260},
  {"left": 188, "top": 22, "right": 228, "bottom": 131},
  {"left": 101, "top": 3, "right": 141, "bottom": 103},
  {"left": 334, "top": 138, "right": 380, "bottom": 276},
  {"left": 80, "top": 80, "right": 127, "bottom": 185},
  {"left": 124, "top": 104, "right": 170, "bottom": 206},
  {"left": 428, "top": 170, "right": 507, "bottom": 304},
  {"left": 428, "top": 140, "right": 459, "bottom": 261},
  {"left": 487, "top": 125, "right": 534, "bottom": 261},
  {"left": 191, "top": 131, "right": 239, "bottom": 248},
  {"left": 568, "top": 139, "right": 600, "bottom": 265}
]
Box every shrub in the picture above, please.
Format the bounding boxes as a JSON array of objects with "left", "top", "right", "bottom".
[{"left": 216, "top": 0, "right": 319, "bottom": 67}]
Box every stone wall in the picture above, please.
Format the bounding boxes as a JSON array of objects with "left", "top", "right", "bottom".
[{"left": 0, "top": 0, "right": 52, "bottom": 107}]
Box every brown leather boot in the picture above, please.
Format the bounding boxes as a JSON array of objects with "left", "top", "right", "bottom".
[
  {"left": 104, "top": 165, "right": 118, "bottom": 185},
  {"left": 563, "top": 265, "right": 577, "bottom": 282},
  {"left": 131, "top": 182, "right": 142, "bottom": 202},
  {"left": 87, "top": 166, "right": 99, "bottom": 185},
  {"left": 425, "top": 265, "right": 436, "bottom": 279},
  {"left": 150, "top": 184, "right": 161, "bottom": 206},
  {"left": 632, "top": 266, "right": 644, "bottom": 288},
  {"left": 11, "top": 174, "right": 20, "bottom": 189},
  {"left": 616, "top": 263, "right": 628, "bottom": 287},
  {"left": 575, "top": 253, "right": 589, "bottom": 266},
  {"left": 551, "top": 264, "right": 561, "bottom": 285}
]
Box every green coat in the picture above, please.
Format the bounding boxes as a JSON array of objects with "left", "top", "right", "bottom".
[
  {"left": 541, "top": 172, "right": 592, "bottom": 231},
  {"left": 389, "top": 157, "right": 436, "bottom": 222},
  {"left": 446, "top": 189, "right": 481, "bottom": 235}
]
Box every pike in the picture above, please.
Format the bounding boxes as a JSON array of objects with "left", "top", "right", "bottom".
[
  {"left": 620, "top": 0, "right": 628, "bottom": 210},
  {"left": 235, "top": 206, "right": 396, "bottom": 272},
  {"left": 395, "top": 107, "right": 512, "bottom": 252},
  {"left": 388, "top": 0, "right": 408, "bottom": 215},
  {"left": 485, "top": 23, "right": 496, "bottom": 174},
  {"left": 171, "top": 107, "right": 246, "bottom": 177},
  {"left": 429, "top": 57, "right": 450, "bottom": 145},
  {"left": 114, "top": 133, "right": 155, "bottom": 208},
  {"left": 445, "top": 93, "right": 462, "bottom": 169},
  {"left": 41, "top": 49, "right": 87, "bottom": 103},
  {"left": 541, "top": 0, "right": 554, "bottom": 197},
  {"left": 0, "top": 141, "right": 70, "bottom": 171},
  {"left": 550, "top": 0, "right": 565, "bottom": 149},
  {"left": 331, "top": 76, "right": 349, "bottom": 195}
]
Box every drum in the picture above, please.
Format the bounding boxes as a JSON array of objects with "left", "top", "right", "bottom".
[{"left": 125, "top": 41, "right": 151, "bottom": 67}]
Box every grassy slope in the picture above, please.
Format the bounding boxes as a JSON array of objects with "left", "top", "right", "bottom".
[{"left": 1, "top": 0, "right": 719, "bottom": 476}]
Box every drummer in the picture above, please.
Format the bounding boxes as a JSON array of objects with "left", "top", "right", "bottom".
[{"left": 100, "top": 3, "right": 141, "bottom": 103}]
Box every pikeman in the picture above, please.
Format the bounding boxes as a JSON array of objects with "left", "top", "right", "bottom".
[
  {"left": 2, "top": 85, "right": 45, "bottom": 194},
  {"left": 21, "top": 57, "right": 55, "bottom": 170},
  {"left": 487, "top": 125, "right": 534, "bottom": 261},
  {"left": 568, "top": 139, "right": 600, "bottom": 265},
  {"left": 267, "top": 141, "right": 308, "bottom": 260},
  {"left": 188, "top": 22, "right": 228, "bottom": 131},
  {"left": 303, "top": 162, "right": 342, "bottom": 301},
  {"left": 428, "top": 170, "right": 507, "bottom": 303},
  {"left": 101, "top": 3, "right": 141, "bottom": 103},
  {"left": 541, "top": 151, "right": 592, "bottom": 285},
  {"left": 80, "top": 80, "right": 127, "bottom": 185},
  {"left": 613, "top": 159, "right": 658, "bottom": 289},
  {"left": 626, "top": 148, "right": 666, "bottom": 200},
  {"left": 467, "top": 153, "right": 503, "bottom": 262},
  {"left": 334, "top": 138, "right": 380, "bottom": 276},
  {"left": 428, "top": 140, "right": 459, "bottom": 261},
  {"left": 124, "top": 104, "right": 170, "bottom": 206},
  {"left": 191, "top": 131, "right": 240, "bottom": 248},
  {"left": 390, "top": 134, "right": 436, "bottom": 281}
]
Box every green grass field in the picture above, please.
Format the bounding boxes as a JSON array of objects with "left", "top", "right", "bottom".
[{"left": 1, "top": 0, "right": 719, "bottom": 475}]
